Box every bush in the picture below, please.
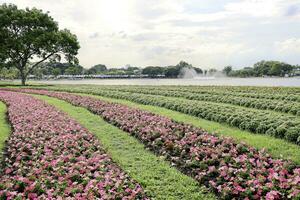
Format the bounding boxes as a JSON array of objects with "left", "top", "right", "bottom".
[
  {"left": 265, "top": 127, "right": 276, "bottom": 136},
  {"left": 285, "top": 127, "right": 300, "bottom": 142}
]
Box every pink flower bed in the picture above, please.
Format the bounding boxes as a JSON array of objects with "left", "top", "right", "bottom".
[
  {"left": 0, "top": 91, "right": 148, "bottom": 200},
  {"left": 8, "top": 88, "right": 300, "bottom": 199}
]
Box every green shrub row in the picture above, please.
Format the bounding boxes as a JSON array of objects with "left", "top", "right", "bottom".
[
  {"left": 163, "top": 86, "right": 300, "bottom": 102},
  {"left": 158, "top": 85, "right": 300, "bottom": 95},
  {"left": 98, "top": 87, "right": 300, "bottom": 116},
  {"left": 102, "top": 85, "right": 300, "bottom": 102}
]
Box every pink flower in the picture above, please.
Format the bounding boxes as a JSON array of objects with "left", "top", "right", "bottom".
[
  {"left": 5, "top": 168, "right": 13, "bottom": 174},
  {"left": 266, "top": 191, "right": 281, "bottom": 200}
]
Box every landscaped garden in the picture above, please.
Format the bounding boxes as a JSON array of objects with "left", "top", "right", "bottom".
[{"left": 0, "top": 85, "right": 300, "bottom": 199}]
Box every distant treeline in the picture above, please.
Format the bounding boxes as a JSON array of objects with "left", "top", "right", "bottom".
[
  {"left": 0, "top": 61, "right": 202, "bottom": 79},
  {"left": 1, "top": 60, "right": 299, "bottom": 80},
  {"left": 224, "top": 61, "right": 300, "bottom": 77}
]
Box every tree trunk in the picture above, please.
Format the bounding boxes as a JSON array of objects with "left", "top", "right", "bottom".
[
  {"left": 20, "top": 71, "right": 26, "bottom": 86},
  {"left": 21, "top": 77, "right": 26, "bottom": 86}
]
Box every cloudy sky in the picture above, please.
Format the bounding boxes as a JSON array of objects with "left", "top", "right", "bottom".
[{"left": 2, "top": 0, "right": 300, "bottom": 69}]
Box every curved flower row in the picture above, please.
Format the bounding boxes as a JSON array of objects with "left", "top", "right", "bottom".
[
  {"left": 0, "top": 91, "right": 148, "bottom": 200},
  {"left": 12, "top": 88, "right": 300, "bottom": 199}
]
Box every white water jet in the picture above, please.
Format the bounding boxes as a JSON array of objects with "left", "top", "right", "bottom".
[{"left": 180, "top": 67, "right": 215, "bottom": 79}]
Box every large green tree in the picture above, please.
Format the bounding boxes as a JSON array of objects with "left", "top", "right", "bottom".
[{"left": 0, "top": 4, "right": 80, "bottom": 85}]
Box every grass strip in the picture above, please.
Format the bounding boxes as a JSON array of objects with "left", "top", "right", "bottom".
[
  {"left": 0, "top": 101, "right": 10, "bottom": 161},
  {"left": 33, "top": 94, "right": 215, "bottom": 200}
]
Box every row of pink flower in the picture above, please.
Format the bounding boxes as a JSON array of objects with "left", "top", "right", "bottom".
[
  {"left": 11, "top": 88, "right": 300, "bottom": 200},
  {"left": 0, "top": 91, "right": 148, "bottom": 200}
]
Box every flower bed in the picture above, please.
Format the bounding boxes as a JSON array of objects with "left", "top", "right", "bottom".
[
  {"left": 13, "top": 88, "right": 300, "bottom": 199},
  {"left": 0, "top": 91, "right": 148, "bottom": 199}
]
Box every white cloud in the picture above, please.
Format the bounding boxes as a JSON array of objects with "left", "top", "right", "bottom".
[
  {"left": 224, "top": 0, "right": 300, "bottom": 18},
  {"left": 275, "top": 38, "right": 300, "bottom": 53},
  {"left": 224, "top": 0, "right": 282, "bottom": 17},
  {"left": 2, "top": 0, "right": 300, "bottom": 69}
]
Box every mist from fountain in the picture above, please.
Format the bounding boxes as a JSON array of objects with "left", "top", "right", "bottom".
[{"left": 180, "top": 67, "right": 216, "bottom": 79}]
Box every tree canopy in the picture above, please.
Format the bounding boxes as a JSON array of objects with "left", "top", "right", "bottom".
[
  {"left": 228, "top": 60, "right": 295, "bottom": 77},
  {"left": 87, "top": 64, "right": 107, "bottom": 74},
  {"left": 222, "top": 66, "right": 232, "bottom": 75},
  {"left": 141, "top": 61, "right": 203, "bottom": 78},
  {"left": 0, "top": 4, "right": 80, "bottom": 85},
  {"left": 142, "top": 66, "right": 165, "bottom": 77}
]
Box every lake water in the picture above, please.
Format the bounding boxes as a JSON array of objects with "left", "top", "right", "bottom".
[{"left": 35, "top": 77, "right": 300, "bottom": 87}]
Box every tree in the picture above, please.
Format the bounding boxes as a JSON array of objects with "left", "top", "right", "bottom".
[
  {"left": 0, "top": 4, "right": 80, "bottom": 85},
  {"left": 142, "top": 66, "right": 164, "bottom": 77},
  {"left": 253, "top": 60, "right": 270, "bottom": 76},
  {"left": 52, "top": 68, "right": 61, "bottom": 77},
  {"left": 87, "top": 64, "right": 107, "bottom": 74},
  {"left": 269, "top": 63, "right": 282, "bottom": 76},
  {"left": 65, "top": 65, "right": 84, "bottom": 75},
  {"left": 253, "top": 60, "right": 293, "bottom": 77},
  {"left": 164, "top": 61, "right": 193, "bottom": 78},
  {"left": 222, "top": 66, "right": 232, "bottom": 75},
  {"left": 164, "top": 66, "right": 179, "bottom": 78},
  {"left": 0, "top": 67, "right": 18, "bottom": 80},
  {"left": 176, "top": 61, "right": 192, "bottom": 68},
  {"left": 194, "top": 67, "right": 203, "bottom": 74}
]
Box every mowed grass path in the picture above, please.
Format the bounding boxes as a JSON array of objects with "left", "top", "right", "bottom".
[
  {"left": 0, "top": 101, "right": 10, "bottom": 162},
  {"left": 75, "top": 93, "right": 300, "bottom": 164},
  {"left": 33, "top": 94, "right": 215, "bottom": 200}
]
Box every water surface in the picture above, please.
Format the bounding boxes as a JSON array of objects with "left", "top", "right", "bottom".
[{"left": 35, "top": 77, "right": 300, "bottom": 87}]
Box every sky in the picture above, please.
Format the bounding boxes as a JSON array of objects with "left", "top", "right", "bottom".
[{"left": 1, "top": 0, "right": 300, "bottom": 69}]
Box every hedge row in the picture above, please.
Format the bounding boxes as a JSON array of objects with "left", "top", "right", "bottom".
[
  {"left": 13, "top": 88, "right": 300, "bottom": 199},
  {"left": 161, "top": 86, "right": 300, "bottom": 102},
  {"left": 97, "top": 87, "right": 300, "bottom": 116},
  {"left": 52, "top": 85, "right": 300, "bottom": 103},
  {"left": 95, "top": 85, "right": 300, "bottom": 102}
]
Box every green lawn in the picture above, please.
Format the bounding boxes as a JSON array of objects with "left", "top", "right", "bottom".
[
  {"left": 76, "top": 93, "right": 300, "bottom": 164},
  {"left": 0, "top": 101, "right": 10, "bottom": 162},
  {"left": 33, "top": 94, "right": 215, "bottom": 200}
]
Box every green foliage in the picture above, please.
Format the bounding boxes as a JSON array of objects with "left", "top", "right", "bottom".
[
  {"left": 253, "top": 60, "right": 293, "bottom": 76},
  {"left": 64, "top": 65, "right": 84, "bottom": 75},
  {"left": 0, "top": 67, "right": 18, "bottom": 80},
  {"left": 0, "top": 3, "right": 80, "bottom": 85},
  {"left": 142, "top": 66, "right": 164, "bottom": 77},
  {"left": 222, "top": 66, "right": 232, "bottom": 75},
  {"left": 32, "top": 62, "right": 81, "bottom": 77},
  {"left": 52, "top": 68, "right": 61, "bottom": 77},
  {"left": 229, "top": 60, "right": 295, "bottom": 77},
  {"left": 86, "top": 64, "right": 107, "bottom": 74},
  {"left": 140, "top": 61, "right": 203, "bottom": 78},
  {"left": 166, "top": 61, "right": 194, "bottom": 78},
  {"left": 94, "top": 86, "right": 300, "bottom": 116},
  {"left": 0, "top": 102, "right": 11, "bottom": 163}
]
